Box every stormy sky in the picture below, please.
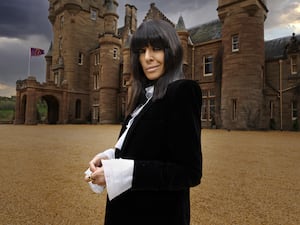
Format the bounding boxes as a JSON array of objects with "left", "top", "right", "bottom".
[{"left": 0, "top": 0, "right": 299, "bottom": 96}]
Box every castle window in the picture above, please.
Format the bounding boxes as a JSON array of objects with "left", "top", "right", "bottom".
[
  {"left": 78, "top": 52, "right": 84, "bottom": 65},
  {"left": 93, "top": 72, "right": 100, "bottom": 90},
  {"left": 202, "top": 99, "right": 208, "bottom": 120},
  {"left": 113, "top": 48, "right": 118, "bottom": 59},
  {"left": 122, "top": 77, "right": 127, "bottom": 87},
  {"left": 292, "top": 101, "right": 297, "bottom": 120},
  {"left": 232, "top": 99, "right": 237, "bottom": 120},
  {"left": 270, "top": 100, "right": 274, "bottom": 119},
  {"left": 59, "top": 38, "right": 63, "bottom": 50},
  {"left": 92, "top": 105, "right": 99, "bottom": 122},
  {"left": 75, "top": 99, "right": 81, "bottom": 119},
  {"left": 90, "top": 9, "right": 97, "bottom": 21},
  {"left": 60, "top": 15, "right": 64, "bottom": 30},
  {"left": 203, "top": 55, "right": 213, "bottom": 76},
  {"left": 232, "top": 34, "right": 239, "bottom": 52},
  {"left": 201, "top": 89, "right": 215, "bottom": 121},
  {"left": 291, "top": 55, "right": 297, "bottom": 75},
  {"left": 95, "top": 53, "right": 100, "bottom": 65},
  {"left": 54, "top": 71, "right": 60, "bottom": 86}
]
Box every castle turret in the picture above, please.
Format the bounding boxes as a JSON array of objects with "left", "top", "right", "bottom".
[
  {"left": 176, "top": 16, "right": 189, "bottom": 65},
  {"left": 48, "top": 0, "right": 104, "bottom": 122},
  {"left": 217, "top": 0, "right": 268, "bottom": 129},
  {"left": 98, "top": 0, "right": 122, "bottom": 123}
]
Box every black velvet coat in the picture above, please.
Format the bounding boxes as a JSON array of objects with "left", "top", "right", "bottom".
[{"left": 104, "top": 79, "right": 202, "bottom": 225}]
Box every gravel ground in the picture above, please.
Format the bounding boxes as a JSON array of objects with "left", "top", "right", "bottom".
[{"left": 0, "top": 125, "right": 299, "bottom": 225}]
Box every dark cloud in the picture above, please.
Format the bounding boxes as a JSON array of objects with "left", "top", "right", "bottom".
[
  {"left": 0, "top": 0, "right": 52, "bottom": 40},
  {"left": 0, "top": 0, "right": 298, "bottom": 96}
]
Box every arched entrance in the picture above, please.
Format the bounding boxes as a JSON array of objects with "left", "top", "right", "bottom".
[{"left": 42, "top": 95, "right": 59, "bottom": 124}]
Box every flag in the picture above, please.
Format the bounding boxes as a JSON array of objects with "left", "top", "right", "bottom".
[{"left": 30, "top": 48, "right": 45, "bottom": 56}]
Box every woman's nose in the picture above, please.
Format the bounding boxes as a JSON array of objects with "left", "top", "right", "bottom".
[{"left": 144, "top": 48, "right": 153, "bottom": 61}]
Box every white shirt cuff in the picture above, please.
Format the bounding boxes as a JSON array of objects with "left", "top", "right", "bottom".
[
  {"left": 102, "top": 159, "right": 134, "bottom": 200},
  {"left": 96, "top": 148, "right": 115, "bottom": 159}
]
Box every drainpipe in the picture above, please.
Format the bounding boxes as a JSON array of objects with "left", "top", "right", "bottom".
[{"left": 279, "top": 59, "right": 283, "bottom": 130}]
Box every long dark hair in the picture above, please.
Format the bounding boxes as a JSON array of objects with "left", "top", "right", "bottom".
[{"left": 128, "top": 19, "right": 184, "bottom": 112}]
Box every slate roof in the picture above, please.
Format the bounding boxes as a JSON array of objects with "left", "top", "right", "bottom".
[
  {"left": 188, "top": 20, "right": 222, "bottom": 44},
  {"left": 265, "top": 33, "right": 300, "bottom": 61},
  {"left": 264, "top": 36, "right": 289, "bottom": 61},
  {"left": 186, "top": 18, "right": 299, "bottom": 62}
]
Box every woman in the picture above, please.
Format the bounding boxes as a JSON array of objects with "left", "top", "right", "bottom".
[{"left": 85, "top": 19, "right": 202, "bottom": 225}]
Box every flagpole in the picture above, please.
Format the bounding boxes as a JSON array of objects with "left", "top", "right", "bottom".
[
  {"left": 27, "top": 48, "right": 44, "bottom": 77},
  {"left": 28, "top": 48, "right": 31, "bottom": 76}
]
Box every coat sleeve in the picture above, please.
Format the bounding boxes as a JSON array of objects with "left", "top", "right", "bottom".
[{"left": 132, "top": 80, "right": 202, "bottom": 191}]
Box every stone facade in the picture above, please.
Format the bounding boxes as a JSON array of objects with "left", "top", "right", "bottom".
[
  {"left": 218, "top": 0, "right": 267, "bottom": 129},
  {"left": 15, "top": 0, "right": 300, "bottom": 130}
]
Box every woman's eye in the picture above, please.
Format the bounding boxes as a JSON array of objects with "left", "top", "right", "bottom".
[
  {"left": 153, "top": 47, "right": 162, "bottom": 51},
  {"left": 138, "top": 49, "right": 146, "bottom": 54}
]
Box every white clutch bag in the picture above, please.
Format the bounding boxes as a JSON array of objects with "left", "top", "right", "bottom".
[{"left": 84, "top": 168, "right": 105, "bottom": 194}]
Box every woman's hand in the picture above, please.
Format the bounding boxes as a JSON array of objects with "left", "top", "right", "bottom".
[
  {"left": 84, "top": 154, "right": 108, "bottom": 186},
  {"left": 89, "top": 154, "right": 108, "bottom": 172},
  {"left": 89, "top": 166, "right": 106, "bottom": 186}
]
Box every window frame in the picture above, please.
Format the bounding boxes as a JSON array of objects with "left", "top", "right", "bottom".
[
  {"left": 93, "top": 72, "right": 100, "bottom": 90},
  {"left": 90, "top": 8, "right": 97, "bottom": 21},
  {"left": 292, "top": 101, "right": 298, "bottom": 121},
  {"left": 291, "top": 55, "right": 297, "bottom": 75},
  {"left": 113, "top": 48, "right": 118, "bottom": 59},
  {"left": 78, "top": 52, "right": 84, "bottom": 65},
  {"left": 94, "top": 53, "right": 100, "bottom": 65},
  {"left": 201, "top": 89, "right": 216, "bottom": 121},
  {"left": 60, "top": 15, "right": 64, "bottom": 30},
  {"left": 232, "top": 34, "right": 239, "bottom": 52},
  {"left": 203, "top": 55, "right": 213, "bottom": 76},
  {"left": 92, "top": 105, "right": 99, "bottom": 121}
]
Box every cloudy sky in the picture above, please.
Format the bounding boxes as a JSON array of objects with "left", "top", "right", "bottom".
[{"left": 0, "top": 0, "right": 299, "bottom": 97}]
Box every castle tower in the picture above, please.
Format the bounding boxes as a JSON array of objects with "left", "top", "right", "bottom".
[
  {"left": 98, "top": 0, "right": 122, "bottom": 123},
  {"left": 48, "top": 0, "right": 103, "bottom": 91},
  {"left": 217, "top": 0, "right": 268, "bottom": 129},
  {"left": 48, "top": 0, "right": 105, "bottom": 123}
]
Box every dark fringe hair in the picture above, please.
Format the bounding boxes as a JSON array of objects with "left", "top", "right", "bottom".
[{"left": 128, "top": 19, "right": 184, "bottom": 113}]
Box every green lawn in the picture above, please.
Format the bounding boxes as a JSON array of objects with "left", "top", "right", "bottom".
[{"left": 0, "top": 109, "right": 14, "bottom": 122}]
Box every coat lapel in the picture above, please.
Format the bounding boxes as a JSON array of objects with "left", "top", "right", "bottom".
[{"left": 120, "top": 100, "right": 153, "bottom": 153}]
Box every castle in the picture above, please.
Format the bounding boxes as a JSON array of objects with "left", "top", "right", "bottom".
[{"left": 15, "top": 0, "right": 300, "bottom": 130}]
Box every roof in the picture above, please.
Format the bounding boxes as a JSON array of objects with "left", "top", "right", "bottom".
[
  {"left": 143, "top": 3, "right": 174, "bottom": 26},
  {"left": 176, "top": 15, "right": 187, "bottom": 32},
  {"left": 188, "top": 20, "right": 222, "bottom": 44},
  {"left": 265, "top": 33, "right": 300, "bottom": 61}
]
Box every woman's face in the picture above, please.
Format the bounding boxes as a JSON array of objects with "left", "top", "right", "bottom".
[{"left": 139, "top": 45, "right": 165, "bottom": 80}]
